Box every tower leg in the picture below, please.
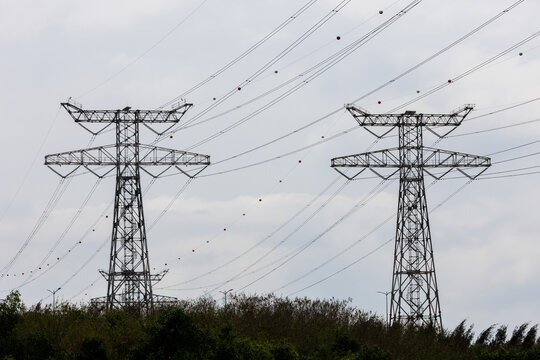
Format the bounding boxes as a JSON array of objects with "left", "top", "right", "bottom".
[
  {"left": 389, "top": 169, "right": 441, "bottom": 329},
  {"left": 105, "top": 120, "right": 154, "bottom": 313},
  {"left": 389, "top": 116, "right": 442, "bottom": 329}
]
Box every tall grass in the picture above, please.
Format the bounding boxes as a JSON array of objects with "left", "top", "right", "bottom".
[{"left": 0, "top": 291, "right": 538, "bottom": 360}]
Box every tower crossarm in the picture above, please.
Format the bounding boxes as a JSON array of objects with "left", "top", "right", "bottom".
[
  {"left": 421, "top": 147, "right": 490, "bottom": 168},
  {"left": 138, "top": 145, "right": 210, "bottom": 166},
  {"left": 331, "top": 147, "right": 490, "bottom": 169},
  {"left": 346, "top": 104, "right": 474, "bottom": 127},
  {"left": 45, "top": 144, "right": 210, "bottom": 166},
  {"left": 61, "top": 102, "right": 193, "bottom": 123},
  {"left": 45, "top": 145, "right": 117, "bottom": 166}
]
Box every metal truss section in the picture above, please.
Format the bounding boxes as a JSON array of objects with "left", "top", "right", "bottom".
[
  {"left": 331, "top": 105, "right": 489, "bottom": 329},
  {"left": 346, "top": 105, "right": 474, "bottom": 127},
  {"left": 46, "top": 102, "right": 210, "bottom": 313},
  {"left": 45, "top": 145, "right": 210, "bottom": 167},
  {"left": 61, "top": 102, "right": 193, "bottom": 123},
  {"left": 332, "top": 147, "right": 490, "bottom": 169}
]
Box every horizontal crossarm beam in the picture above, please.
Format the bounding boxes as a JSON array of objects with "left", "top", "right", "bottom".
[
  {"left": 331, "top": 147, "right": 490, "bottom": 168},
  {"left": 61, "top": 102, "right": 193, "bottom": 123},
  {"left": 346, "top": 104, "right": 474, "bottom": 127},
  {"left": 45, "top": 145, "right": 210, "bottom": 166}
]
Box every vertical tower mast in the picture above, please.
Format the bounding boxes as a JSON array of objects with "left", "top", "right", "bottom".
[
  {"left": 331, "top": 105, "right": 490, "bottom": 328},
  {"left": 45, "top": 100, "right": 210, "bottom": 312}
]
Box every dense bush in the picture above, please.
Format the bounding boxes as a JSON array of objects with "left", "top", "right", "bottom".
[{"left": 0, "top": 291, "right": 538, "bottom": 360}]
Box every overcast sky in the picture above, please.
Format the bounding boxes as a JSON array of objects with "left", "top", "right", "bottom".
[{"left": 1, "top": 0, "right": 539, "bottom": 333}]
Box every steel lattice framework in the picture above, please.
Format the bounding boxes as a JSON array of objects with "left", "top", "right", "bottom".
[
  {"left": 45, "top": 100, "right": 210, "bottom": 312},
  {"left": 331, "top": 105, "right": 490, "bottom": 329}
]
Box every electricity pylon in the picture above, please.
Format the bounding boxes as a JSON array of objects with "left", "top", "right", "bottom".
[
  {"left": 331, "top": 105, "right": 490, "bottom": 329},
  {"left": 45, "top": 100, "right": 210, "bottom": 312}
]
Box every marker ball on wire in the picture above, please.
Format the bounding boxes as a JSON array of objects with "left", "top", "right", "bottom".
[{"left": 336, "top": 35, "right": 341, "bottom": 40}]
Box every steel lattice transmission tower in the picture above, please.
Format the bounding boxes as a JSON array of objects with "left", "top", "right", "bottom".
[
  {"left": 331, "top": 105, "right": 490, "bottom": 329},
  {"left": 45, "top": 100, "right": 210, "bottom": 312}
]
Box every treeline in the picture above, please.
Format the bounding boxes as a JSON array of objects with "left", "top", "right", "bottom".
[{"left": 1, "top": 290, "right": 539, "bottom": 360}]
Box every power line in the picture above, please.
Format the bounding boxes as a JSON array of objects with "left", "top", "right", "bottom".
[
  {"left": 68, "top": 275, "right": 102, "bottom": 302},
  {"left": 492, "top": 150, "right": 540, "bottom": 165},
  {"left": 147, "top": 178, "right": 193, "bottom": 231},
  {"left": 277, "top": 0, "right": 406, "bottom": 72},
  {"left": 76, "top": 0, "right": 212, "bottom": 99},
  {"left": 272, "top": 212, "right": 395, "bottom": 293},
  {"left": 206, "top": 178, "right": 353, "bottom": 293},
  {"left": 163, "top": 175, "right": 344, "bottom": 288},
  {"left": 21, "top": 178, "right": 156, "bottom": 287},
  {"left": 1, "top": 178, "right": 71, "bottom": 277},
  {"left": 349, "top": 0, "right": 526, "bottom": 107},
  {"left": 18, "top": 173, "right": 191, "bottom": 298},
  {"left": 272, "top": 176, "right": 447, "bottom": 293},
  {"left": 159, "top": 0, "right": 320, "bottom": 108},
  {"left": 449, "top": 118, "right": 540, "bottom": 138},
  {"left": 478, "top": 170, "right": 540, "bottom": 180},
  {"left": 235, "top": 178, "right": 393, "bottom": 292},
  {"left": 159, "top": 112, "right": 351, "bottom": 284},
  {"left": 165, "top": 0, "right": 352, "bottom": 129},
  {"left": 165, "top": 178, "right": 388, "bottom": 294},
  {"left": 0, "top": 106, "right": 61, "bottom": 225},
  {"left": 160, "top": 0, "right": 423, "bottom": 150},
  {"left": 198, "top": 107, "right": 539, "bottom": 179},
  {"left": 287, "top": 178, "right": 476, "bottom": 296},
  {"left": 159, "top": 0, "right": 525, "bottom": 168},
  {"left": 487, "top": 139, "right": 540, "bottom": 157},
  {"left": 389, "top": 29, "right": 540, "bottom": 112},
  {"left": 21, "top": 1, "right": 532, "bottom": 302},
  {"left": 200, "top": 125, "right": 362, "bottom": 178},
  {"left": 16, "top": 178, "right": 102, "bottom": 285},
  {"left": 12, "top": 200, "right": 114, "bottom": 290},
  {"left": 465, "top": 96, "right": 540, "bottom": 122}
]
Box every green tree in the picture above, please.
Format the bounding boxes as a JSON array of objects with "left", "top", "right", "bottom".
[
  {"left": 0, "top": 290, "right": 25, "bottom": 358},
  {"left": 130, "top": 308, "right": 212, "bottom": 359}
]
